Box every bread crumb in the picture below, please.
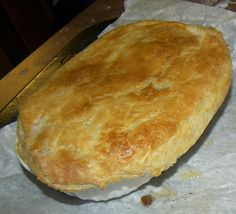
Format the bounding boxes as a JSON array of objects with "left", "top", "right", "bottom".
[{"left": 141, "top": 195, "right": 153, "bottom": 206}]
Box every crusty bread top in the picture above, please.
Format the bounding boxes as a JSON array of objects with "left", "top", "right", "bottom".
[{"left": 16, "top": 20, "right": 231, "bottom": 192}]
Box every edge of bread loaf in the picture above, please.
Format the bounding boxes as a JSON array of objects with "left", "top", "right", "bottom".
[{"left": 16, "top": 20, "right": 232, "bottom": 192}]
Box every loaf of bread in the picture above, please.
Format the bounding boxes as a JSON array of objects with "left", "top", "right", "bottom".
[{"left": 16, "top": 20, "right": 232, "bottom": 196}]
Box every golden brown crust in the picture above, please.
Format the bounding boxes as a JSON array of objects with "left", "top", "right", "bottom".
[{"left": 16, "top": 20, "right": 232, "bottom": 192}]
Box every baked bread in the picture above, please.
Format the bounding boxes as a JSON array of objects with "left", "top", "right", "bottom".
[{"left": 16, "top": 20, "right": 232, "bottom": 194}]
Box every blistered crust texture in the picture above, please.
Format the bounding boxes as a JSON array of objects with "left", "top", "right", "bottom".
[{"left": 16, "top": 20, "right": 232, "bottom": 192}]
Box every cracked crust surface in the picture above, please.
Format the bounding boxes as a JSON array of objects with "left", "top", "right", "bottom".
[{"left": 16, "top": 20, "right": 231, "bottom": 192}]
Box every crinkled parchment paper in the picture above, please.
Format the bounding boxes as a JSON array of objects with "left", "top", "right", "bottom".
[{"left": 1, "top": 0, "right": 236, "bottom": 213}]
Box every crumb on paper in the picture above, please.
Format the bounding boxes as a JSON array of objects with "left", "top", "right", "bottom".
[
  {"left": 155, "top": 185, "right": 177, "bottom": 199},
  {"left": 178, "top": 169, "right": 202, "bottom": 180},
  {"left": 141, "top": 195, "right": 154, "bottom": 206},
  {"left": 204, "top": 139, "right": 214, "bottom": 148}
]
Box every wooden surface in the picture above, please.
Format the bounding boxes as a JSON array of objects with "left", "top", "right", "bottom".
[
  {"left": 0, "top": 0, "right": 124, "bottom": 126},
  {"left": 0, "top": 0, "right": 235, "bottom": 126}
]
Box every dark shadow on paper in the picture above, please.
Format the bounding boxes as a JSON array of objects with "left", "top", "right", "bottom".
[{"left": 22, "top": 167, "right": 94, "bottom": 205}]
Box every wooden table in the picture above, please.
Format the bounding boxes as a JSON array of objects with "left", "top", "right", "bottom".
[{"left": 0, "top": 0, "right": 235, "bottom": 126}]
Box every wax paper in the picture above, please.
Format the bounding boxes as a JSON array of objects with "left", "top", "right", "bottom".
[{"left": 1, "top": 0, "right": 236, "bottom": 213}]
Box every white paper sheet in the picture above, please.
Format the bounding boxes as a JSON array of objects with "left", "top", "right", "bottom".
[{"left": 1, "top": 0, "right": 236, "bottom": 213}]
